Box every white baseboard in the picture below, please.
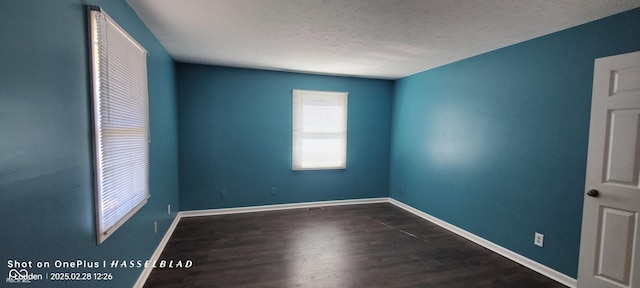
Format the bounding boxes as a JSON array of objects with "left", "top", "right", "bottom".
[
  {"left": 179, "top": 197, "right": 390, "bottom": 218},
  {"left": 135, "top": 197, "right": 577, "bottom": 288},
  {"left": 387, "top": 198, "right": 577, "bottom": 288},
  {"left": 133, "top": 215, "right": 181, "bottom": 288}
]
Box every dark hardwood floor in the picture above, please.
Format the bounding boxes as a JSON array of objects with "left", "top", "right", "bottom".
[{"left": 143, "top": 203, "right": 567, "bottom": 288}]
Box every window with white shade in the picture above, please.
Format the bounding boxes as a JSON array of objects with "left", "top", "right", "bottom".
[
  {"left": 88, "top": 6, "right": 149, "bottom": 244},
  {"left": 292, "top": 89, "right": 348, "bottom": 170}
]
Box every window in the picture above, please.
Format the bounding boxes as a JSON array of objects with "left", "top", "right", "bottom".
[
  {"left": 88, "top": 7, "right": 149, "bottom": 244},
  {"left": 292, "top": 89, "right": 348, "bottom": 170}
]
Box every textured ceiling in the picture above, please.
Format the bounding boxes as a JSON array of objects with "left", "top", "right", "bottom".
[{"left": 126, "top": 0, "right": 640, "bottom": 79}]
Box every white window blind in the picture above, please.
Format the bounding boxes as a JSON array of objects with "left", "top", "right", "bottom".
[
  {"left": 292, "top": 89, "right": 348, "bottom": 170},
  {"left": 88, "top": 7, "right": 149, "bottom": 244}
]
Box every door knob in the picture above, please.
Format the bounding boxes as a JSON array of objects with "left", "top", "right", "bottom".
[{"left": 587, "top": 189, "right": 599, "bottom": 197}]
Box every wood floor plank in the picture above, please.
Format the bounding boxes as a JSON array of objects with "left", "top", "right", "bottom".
[{"left": 143, "top": 203, "right": 567, "bottom": 288}]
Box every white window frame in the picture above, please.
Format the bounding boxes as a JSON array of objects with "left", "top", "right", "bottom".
[
  {"left": 292, "top": 89, "right": 348, "bottom": 171},
  {"left": 88, "top": 6, "right": 150, "bottom": 244}
]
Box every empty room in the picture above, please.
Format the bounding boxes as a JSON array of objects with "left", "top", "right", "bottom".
[{"left": 2, "top": 0, "right": 640, "bottom": 287}]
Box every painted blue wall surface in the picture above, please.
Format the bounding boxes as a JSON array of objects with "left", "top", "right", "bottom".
[
  {"left": 0, "top": 1, "right": 179, "bottom": 287},
  {"left": 389, "top": 8, "right": 640, "bottom": 278},
  {"left": 177, "top": 64, "right": 392, "bottom": 210}
]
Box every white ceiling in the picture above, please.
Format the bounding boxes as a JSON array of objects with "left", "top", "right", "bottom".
[{"left": 126, "top": 0, "right": 640, "bottom": 79}]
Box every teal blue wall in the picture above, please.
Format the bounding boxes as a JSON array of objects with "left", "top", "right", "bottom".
[
  {"left": 389, "top": 8, "right": 640, "bottom": 278},
  {"left": 0, "top": 1, "right": 179, "bottom": 287},
  {"left": 177, "top": 64, "right": 392, "bottom": 210}
]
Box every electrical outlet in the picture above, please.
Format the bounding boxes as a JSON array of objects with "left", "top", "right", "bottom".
[
  {"left": 270, "top": 187, "right": 277, "bottom": 196},
  {"left": 221, "top": 189, "right": 227, "bottom": 198},
  {"left": 534, "top": 232, "right": 544, "bottom": 247},
  {"left": 168, "top": 204, "right": 171, "bottom": 215},
  {"left": 154, "top": 221, "right": 158, "bottom": 234},
  {"left": 400, "top": 186, "right": 406, "bottom": 194}
]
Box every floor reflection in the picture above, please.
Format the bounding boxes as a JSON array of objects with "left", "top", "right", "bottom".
[{"left": 288, "top": 223, "right": 350, "bottom": 287}]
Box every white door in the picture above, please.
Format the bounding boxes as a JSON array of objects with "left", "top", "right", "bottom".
[{"left": 578, "top": 50, "right": 640, "bottom": 288}]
